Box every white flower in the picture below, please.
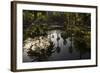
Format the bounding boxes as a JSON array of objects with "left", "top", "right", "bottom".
[
  {"left": 23, "top": 42, "right": 32, "bottom": 50},
  {"left": 31, "top": 46, "right": 35, "bottom": 51},
  {"left": 24, "top": 36, "right": 51, "bottom": 51}
]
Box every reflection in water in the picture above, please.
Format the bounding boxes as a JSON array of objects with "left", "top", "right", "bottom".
[
  {"left": 68, "top": 45, "right": 73, "bottom": 54},
  {"left": 73, "top": 30, "right": 91, "bottom": 59},
  {"left": 52, "top": 35, "right": 54, "bottom": 38},
  {"left": 23, "top": 30, "right": 90, "bottom": 62},
  {"left": 63, "top": 40, "right": 67, "bottom": 45},
  {"left": 56, "top": 46, "right": 61, "bottom": 53},
  {"left": 56, "top": 33, "right": 61, "bottom": 53}
]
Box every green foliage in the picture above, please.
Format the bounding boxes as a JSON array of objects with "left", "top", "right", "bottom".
[
  {"left": 73, "top": 29, "right": 91, "bottom": 55},
  {"left": 23, "top": 24, "right": 48, "bottom": 40},
  {"left": 23, "top": 10, "right": 34, "bottom": 27}
]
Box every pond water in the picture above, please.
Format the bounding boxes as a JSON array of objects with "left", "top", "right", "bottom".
[{"left": 23, "top": 30, "right": 90, "bottom": 62}]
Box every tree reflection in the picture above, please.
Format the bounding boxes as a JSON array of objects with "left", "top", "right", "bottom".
[
  {"left": 56, "top": 46, "right": 61, "bottom": 53},
  {"left": 73, "top": 30, "right": 91, "bottom": 59},
  {"left": 63, "top": 40, "right": 67, "bottom": 45},
  {"left": 52, "top": 35, "right": 54, "bottom": 38},
  {"left": 56, "top": 33, "right": 61, "bottom": 53},
  {"left": 61, "top": 32, "right": 68, "bottom": 45},
  {"left": 68, "top": 45, "right": 73, "bottom": 54}
]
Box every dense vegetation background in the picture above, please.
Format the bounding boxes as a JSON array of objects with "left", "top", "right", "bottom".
[
  {"left": 23, "top": 10, "right": 91, "bottom": 59},
  {"left": 23, "top": 10, "right": 91, "bottom": 39}
]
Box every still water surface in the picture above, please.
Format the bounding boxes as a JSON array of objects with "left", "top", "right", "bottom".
[{"left": 23, "top": 30, "right": 90, "bottom": 62}]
